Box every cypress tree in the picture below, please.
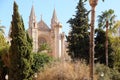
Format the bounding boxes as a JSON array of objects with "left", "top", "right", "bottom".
[
  {"left": 66, "top": 0, "right": 89, "bottom": 62},
  {"left": 9, "top": 1, "right": 33, "bottom": 80}
]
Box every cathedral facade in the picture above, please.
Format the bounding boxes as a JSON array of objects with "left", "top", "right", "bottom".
[{"left": 28, "top": 6, "right": 65, "bottom": 58}]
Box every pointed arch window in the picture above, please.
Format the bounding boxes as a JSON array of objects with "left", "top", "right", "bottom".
[
  {"left": 33, "top": 22, "right": 35, "bottom": 28},
  {"left": 38, "top": 37, "right": 47, "bottom": 46}
]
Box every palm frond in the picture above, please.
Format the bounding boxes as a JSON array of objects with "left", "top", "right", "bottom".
[
  {"left": 102, "top": 0, "right": 104, "bottom": 2},
  {"left": 97, "top": 9, "right": 115, "bottom": 30},
  {"left": 0, "top": 26, "right": 5, "bottom": 34}
]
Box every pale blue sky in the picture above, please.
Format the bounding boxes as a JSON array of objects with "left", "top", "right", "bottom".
[{"left": 0, "top": 0, "right": 120, "bottom": 36}]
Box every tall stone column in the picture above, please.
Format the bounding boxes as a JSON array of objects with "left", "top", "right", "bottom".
[{"left": 61, "top": 32, "right": 65, "bottom": 59}]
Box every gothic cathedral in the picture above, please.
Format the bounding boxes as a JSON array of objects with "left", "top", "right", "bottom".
[{"left": 28, "top": 6, "right": 65, "bottom": 58}]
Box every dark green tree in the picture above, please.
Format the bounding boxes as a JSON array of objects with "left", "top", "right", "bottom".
[
  {"left": 95, "top": 28, "right": 113, "bottom": 68},
  {"left": 95, "top": 29, "right": 106, "bottom": 63},
  {"left": 9, "top": 1, "right": 33, "bottom": 80},
  {"left": 66, "top": 0, "right": 89, "bottom": 62}
]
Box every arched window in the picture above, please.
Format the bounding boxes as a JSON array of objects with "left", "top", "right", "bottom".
[{"left": 38, "top": 37, "right": 47, "bottom": 46}]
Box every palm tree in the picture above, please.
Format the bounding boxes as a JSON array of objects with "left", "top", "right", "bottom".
[
  {"left": 0, "top": 22, "right": 5, "bottom": 46},
  {"left": 89, "top": 0, "right": 104, "bottom": 80},
  {"left": 89, "top": 0, "right": 98, "bottom": 80},
  {"left": 98, "top": 9, "right": 115, "bottom": 66},
  {"left": 0, "top": 21, "right": 5, "bottom": 34},
  {"left": 0, "top": 26, "right": 5, "bottom": 34},
  {"left": 109, "top": 21, "right": 120, "bottom": 37}
]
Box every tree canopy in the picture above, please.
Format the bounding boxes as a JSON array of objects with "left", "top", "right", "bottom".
[{"left": 67, "top": 0, "right": 89, "bottom": 62}]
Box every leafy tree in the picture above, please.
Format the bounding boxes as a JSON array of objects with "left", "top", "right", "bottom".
[
  {"left": 0, "top": 56, "right": 7, "bottom": 80},
  {"left": 107, "top": 21, "right": 120, "bottom": 70},
  {"left": 98, "top": 9, "right": 115, "bottom": 66},
  {"left": 66, "top": 0, "right": 89, "bottom": 62},
  {"left": 0, "top": 33, "right": 9, "bottom": 80},
  {"left": 110, "top": 37, "right": 120, "bottom": 71},
  {"left": 9, "top": 1, "right": 33, "bottom": 80},
  {"left": 0, "top": 34, "right": 7, "bottom": 48},
  {"left": 0, "top": 22, "right": 5, "bottom": 35},
  {"left": 32, "top": 53, "right": 53, "bottom": 73},
  {"left": 109, "top": 20, "right": 120, "bottom": 37},
  {"left": 38, "top": 43, "right": 51, "bottom": 53},
  {"left": 0, "top": 45, "right": 10, "bottom": 67},
  {"left": 0, "top": 22, "right": 6, "bottom": 47}
]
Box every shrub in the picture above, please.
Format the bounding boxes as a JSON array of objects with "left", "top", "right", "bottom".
[
  {"left": 95, "top": 63, "right": 120, "bottom": 80},
  {"left": 111, "top": 69, "right": 120, "bottom": 80},
  {"left": 32, "top": 53, "right": 53, "bottom": 73},
  {"left": 37, "top": 61, "right": 98, "bottom": 80},
  {"left": 38, "top": 43, "right": 51, "bottom": 53},
  {"left": 0, "top": 45, "right": 9, "bottom": 80}
]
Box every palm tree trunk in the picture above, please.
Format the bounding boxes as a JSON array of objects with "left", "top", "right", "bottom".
[
  {"left": 105, "top": 21, "right": 108, "bottom": 66},
  {"left": 90, "top": 6, "right": 95, "bottom": 80},
  {"left": 89, "top": 0, "right": 98, "bottom": 80}
]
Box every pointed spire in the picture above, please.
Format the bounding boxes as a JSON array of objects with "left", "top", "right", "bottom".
[
  {"left": 30, "top": 5, "right": 36, "bottom": 20},
  {"left": 40, "top": 14, "right": 43, "bottom": 21},
  {"left": 51, "top": 8, "right": 59, "bottom": 24}
]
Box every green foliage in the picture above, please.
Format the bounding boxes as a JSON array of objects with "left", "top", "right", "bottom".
[
  {"left": 95, "top": 29, "right": 106, "bottom": 63},
  {"left": 109, "top": 21, "right": 120, "bottom": 37},
  {"left": 0, "top": 34, "right": 7, "bottom": 47},
  {"left": 110, "top": 37, "right": 120, "bottom": 71},
  {"left": 95, "top": 63, "right": 111, "bottom": 80},
  {"left": 0, "top": 45, "right": 10, "bottom": 67},
  {"left": 95, "top": 28, "right": 114, "bottom": 67},
  {"left": 0, "top": 59, "right": 7, "bottom": 80},
  {"left": 0, "top": 21, "right": 5, "bottom": 34},
  {"left": 110, "top": 69, "right": 120, "bottom": 80},
  {"left": 9, "top": 1, "right": 33, "bottom": 80},
  {"left": 96, "top": 9, "right": 115, "bottom": 67},
  {"left": 98, "top": 9, "right": 115, "bottom": 29},
  {"left": 0, "top": 47, "right": 8, "bottom": 80},
  {"left": 95, "top": 63, "right": 120, "bottom": 80},
  {"left": 38, "top": 43, "right": 51, "bottom": 53},
  {"left": 0, "top": 34, "right": 9, "bottom": 80},
  {"left": 66, "top": 0, "right": 89, "bottom": 62},
  {"left": 32, "top": 53, "right": 53, "bottom": 73},
  {"left": 108, "top": 21, "right": 120, "bottom": 71}
]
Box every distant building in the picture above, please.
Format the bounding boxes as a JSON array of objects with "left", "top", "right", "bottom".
[{"left": 27, "top": 5, "right": 65, "bottom": 58}]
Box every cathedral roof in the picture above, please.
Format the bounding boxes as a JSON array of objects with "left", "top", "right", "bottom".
[{"left": 37, "top": 19, "right": 50, "bottom": 31}]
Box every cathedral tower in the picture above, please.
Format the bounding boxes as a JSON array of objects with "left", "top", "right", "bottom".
[
  {"left": 51, "top": 9, "right": 63, "bottom": 58},
  {"left": 28, "top": 5, "right": 38, "bottom": 52}
]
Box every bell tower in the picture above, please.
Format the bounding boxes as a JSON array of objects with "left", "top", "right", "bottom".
[
  {"left": 28, "top": 5, "right": 38, "bottom": 52},
  {"left": 51, "top": 8, "right": 62, "bottom": 58}
]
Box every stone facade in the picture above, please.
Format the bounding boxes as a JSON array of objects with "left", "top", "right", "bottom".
[{"left": 27, "top": 6, "right": 65, "bottom": 58}]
